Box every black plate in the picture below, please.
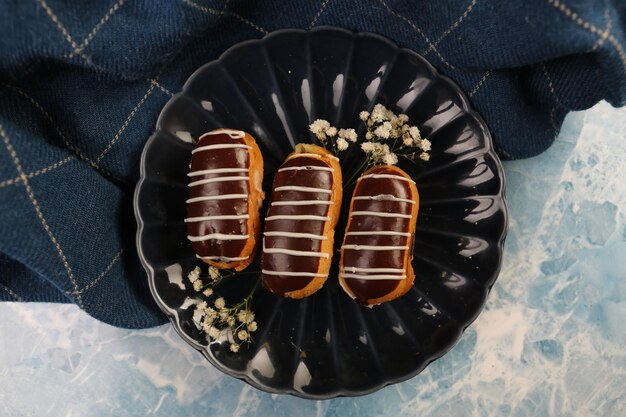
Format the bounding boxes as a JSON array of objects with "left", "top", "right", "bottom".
[{"left": 134, "top": 27, "right": 508, "bottom": 399}]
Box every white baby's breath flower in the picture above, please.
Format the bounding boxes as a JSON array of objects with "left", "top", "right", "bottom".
[
  {"left": 361, "top": 142, "right": 375, "bottom": 152},
  {"left": 214, "top": 297, "right": 226, "bottom": 309},
  {"left": 358, "top": 103, "right": 431, "bottom": 166},
  {"left": 362, "top": 142, "right": 391, "bottom": 164},
  {"left": 219, "top": 310, "right": 229, "bottom": 321},
  {"left": 374, "top": 123, "right": 392, "bottom": 139},
  {"left": 208, "top": 266, "right": 220, "bottom": 280},
  {"left": 336, "top": 138, "right": 349, "bottom": 151},
  {"left": 383, "top": 152, "right": 398, "bottom": 166},
  {"left": 187, "top": 266, "right": 201, "bottom": 283},
  {"left": 409, "top": 126, "right": 421, "bottom": 141},
  {"left": 247, "top": 321, "right": 258, "bottom": 332},
  {"left": 230, "top": 343, "right": 240, "bottom": 352},
  {"left": 207, "top": 326, "right": 221, "bottom": 340},
  {"left": 237, "top": 330, "right": 249, "bottom": 341},
  {"left": 205, "top": 307, "right": 217, "bottom": 322},
  {"left": 325, "top": 126, "right": 337, "bottom": 137},
  {"left": 192, "top": 279, "right": 203, "bottom": 292},
  {"left": 204, "top": 316, "right": 215, "bottom": 327},
  {"left": 338, "top": 128, "right": 357, "bottom": 142},
  {"left": 371, "top": 104, "right": 387, "bottom": 122},
  {"left": 202, "top": 288, "right": 213, "bottom": 297},
  {"left": 309, "top": 119, "right": 330, "bottom": 135},
  {"left": 236, "top": 310, "right": 247, "bottom": 323},
  {"left": 226, "top": 316, "right": 236, "bottom": 327},
  {"left": 244, "top": 311, "right": 255, "bottom": 323}
]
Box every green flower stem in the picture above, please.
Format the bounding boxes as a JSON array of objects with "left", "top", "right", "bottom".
[
  {"left": 229, "top": 276, "right": 261, "bottom": 310},
  {"left": 344, "top": 159, "right": 371, "bottom": 188},
  {"left": 398, "top": 153, "right": 418, "bottom": 164}
]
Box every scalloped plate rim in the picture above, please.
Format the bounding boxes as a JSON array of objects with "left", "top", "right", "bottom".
[{"left": 134, "top": 26, "right": 509, "bottom": 399}]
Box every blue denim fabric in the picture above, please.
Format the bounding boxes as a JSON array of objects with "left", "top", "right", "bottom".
[{"left": 0, "top": 0, "right": 624, "bottom": 328}]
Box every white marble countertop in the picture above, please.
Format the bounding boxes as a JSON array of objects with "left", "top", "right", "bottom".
[{"left": 1, "top": 102, "right": 625, "bottom": 417}]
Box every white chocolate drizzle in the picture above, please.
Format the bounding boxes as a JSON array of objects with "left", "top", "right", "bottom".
[
  {"left": 341, "top": 273, "right": 406, "bottom": 280},
  {"left": 188, "top": 168, "right": 249, "bottom": 177},
  {"left": 274, "top": 185, "right": 332, "bottom": 194},
  {"left": 350, "top": 211, "right": 412, "bottom": 219},
  {"left": 265, "top": 215, "right": 330, "bottom": 221},
  {"left": 342, "top": 267, "right": 406, "bottom": 273},
  {"left": 186, "top": 194, "right": 248, "bottom": 203},
  {"left": 263, "top": 247, "right": 330, "bottom": 258},
  {"left": 345, "top": 230, "right": 411, "bottom": 237},
  {"left": 271, "top": 200, "right": 332, "bottom": 206},
  {"left": 352, "top": 195, "right": 416, "bottom": 204},
  {"left": 342, "top": 244, "right": 410, "bottom": 251},
  {"left": 187, "top": 233, "right": 250, "bottom": 242},
  {"left": 339, "top": 172, "right": 417, "bottom": 286},
  {"left": 188, "top": 131, "right": 253, "bottom": 263},
  {"left": 185, "top": 214, "right": 249, "bottom": 222},
  {"left": 262, "top": 152, "right": 337, "bottom": 279},
  {"left": 188, "top": 176, "right": 249, "bottom": 187},
  {"left": 191, "top": 143, "right": 251, "bottom": 154},
  {"left": 358, "top": 174, "right": 416, "bottom": 184},
  {"left": 203, "top": 129, "right": 246, "bottom": 139},
  {"left": 262, "top": 270, "right": 327, "bottom": 277},
  {"left": 264, "top": 231, "right": 328, "bottom": 240},
  {"left": 278, "top": 166, "right": 334, "bottom": 172}
]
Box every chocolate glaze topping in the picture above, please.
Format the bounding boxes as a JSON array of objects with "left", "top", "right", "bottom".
[
  {"left": 186, "top": 132, "right": 250, "bottom": 260},
  {"left": 262, "top": 156, "right": 335, "bottom": 296},
  {"left": 342, "top": 166, "right": 416, "bottom": 302}
]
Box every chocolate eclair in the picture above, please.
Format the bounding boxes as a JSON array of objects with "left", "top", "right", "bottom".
[
  {"left": 262, "top": 144, "right": 342, "bottom": 298},
  {"left": 339, "top": 165, "right": 419, "bottom": 306},
  {"left": 185, "top": 128, "right": 264, "bottom": 271}
]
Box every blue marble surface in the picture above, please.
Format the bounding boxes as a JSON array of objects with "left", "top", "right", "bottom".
[{"left": 1, "top": 102, "right": 625, "bottom": 417}]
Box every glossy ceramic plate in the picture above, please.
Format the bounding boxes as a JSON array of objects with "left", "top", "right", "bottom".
[{"left": 134, "top": 27, "right": 508, "bottom": 399}]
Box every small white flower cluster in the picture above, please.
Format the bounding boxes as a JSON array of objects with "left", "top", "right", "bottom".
[
  {"left": 188, "top": 265, "right": 219, "bottom": 296},
  {"left": 309, "top": 119, "right": 357, "bottom": 154},
  {"left": 187, "top": 266, "right": 258, "bottom": 352},
  {"left": 359, "top": 104, "right": 431, "bottom": 164},
  {"left": 307, "top": 104, "right": 430, "bottom": 165},
  {"left": 360, "top": 142, "right": 397, "bottom": 166},
  {"left": 187, "top": 266, "right": 204, "bottom": 292}
]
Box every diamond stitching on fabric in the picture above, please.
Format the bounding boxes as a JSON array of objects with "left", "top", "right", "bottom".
[
  {"left": 547, "top": 0, "right": 626, "bottom": 75},
  {"left": 0, "top": 157, "right": 73, "bottom": 189},
  {"left": 0, "top": 123, "right": 83, "bottom": 306},
  {"left": 423, "top": 0, "right": 478, "bottom": 58},
  {"left": 309, "top": 0, "right": 332, "bottom": 29},
  {"left": 181, "top": 0, "right": 268, "bottom": 34},
  {"left": 68, "top": 0, "right": 129, "bottom": 58},
  {"left": 377, "top": 0, "right": 456, "bottom": 70},
  {"left": 72, "top": 248, "right": 124, "bottom": 296}
]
